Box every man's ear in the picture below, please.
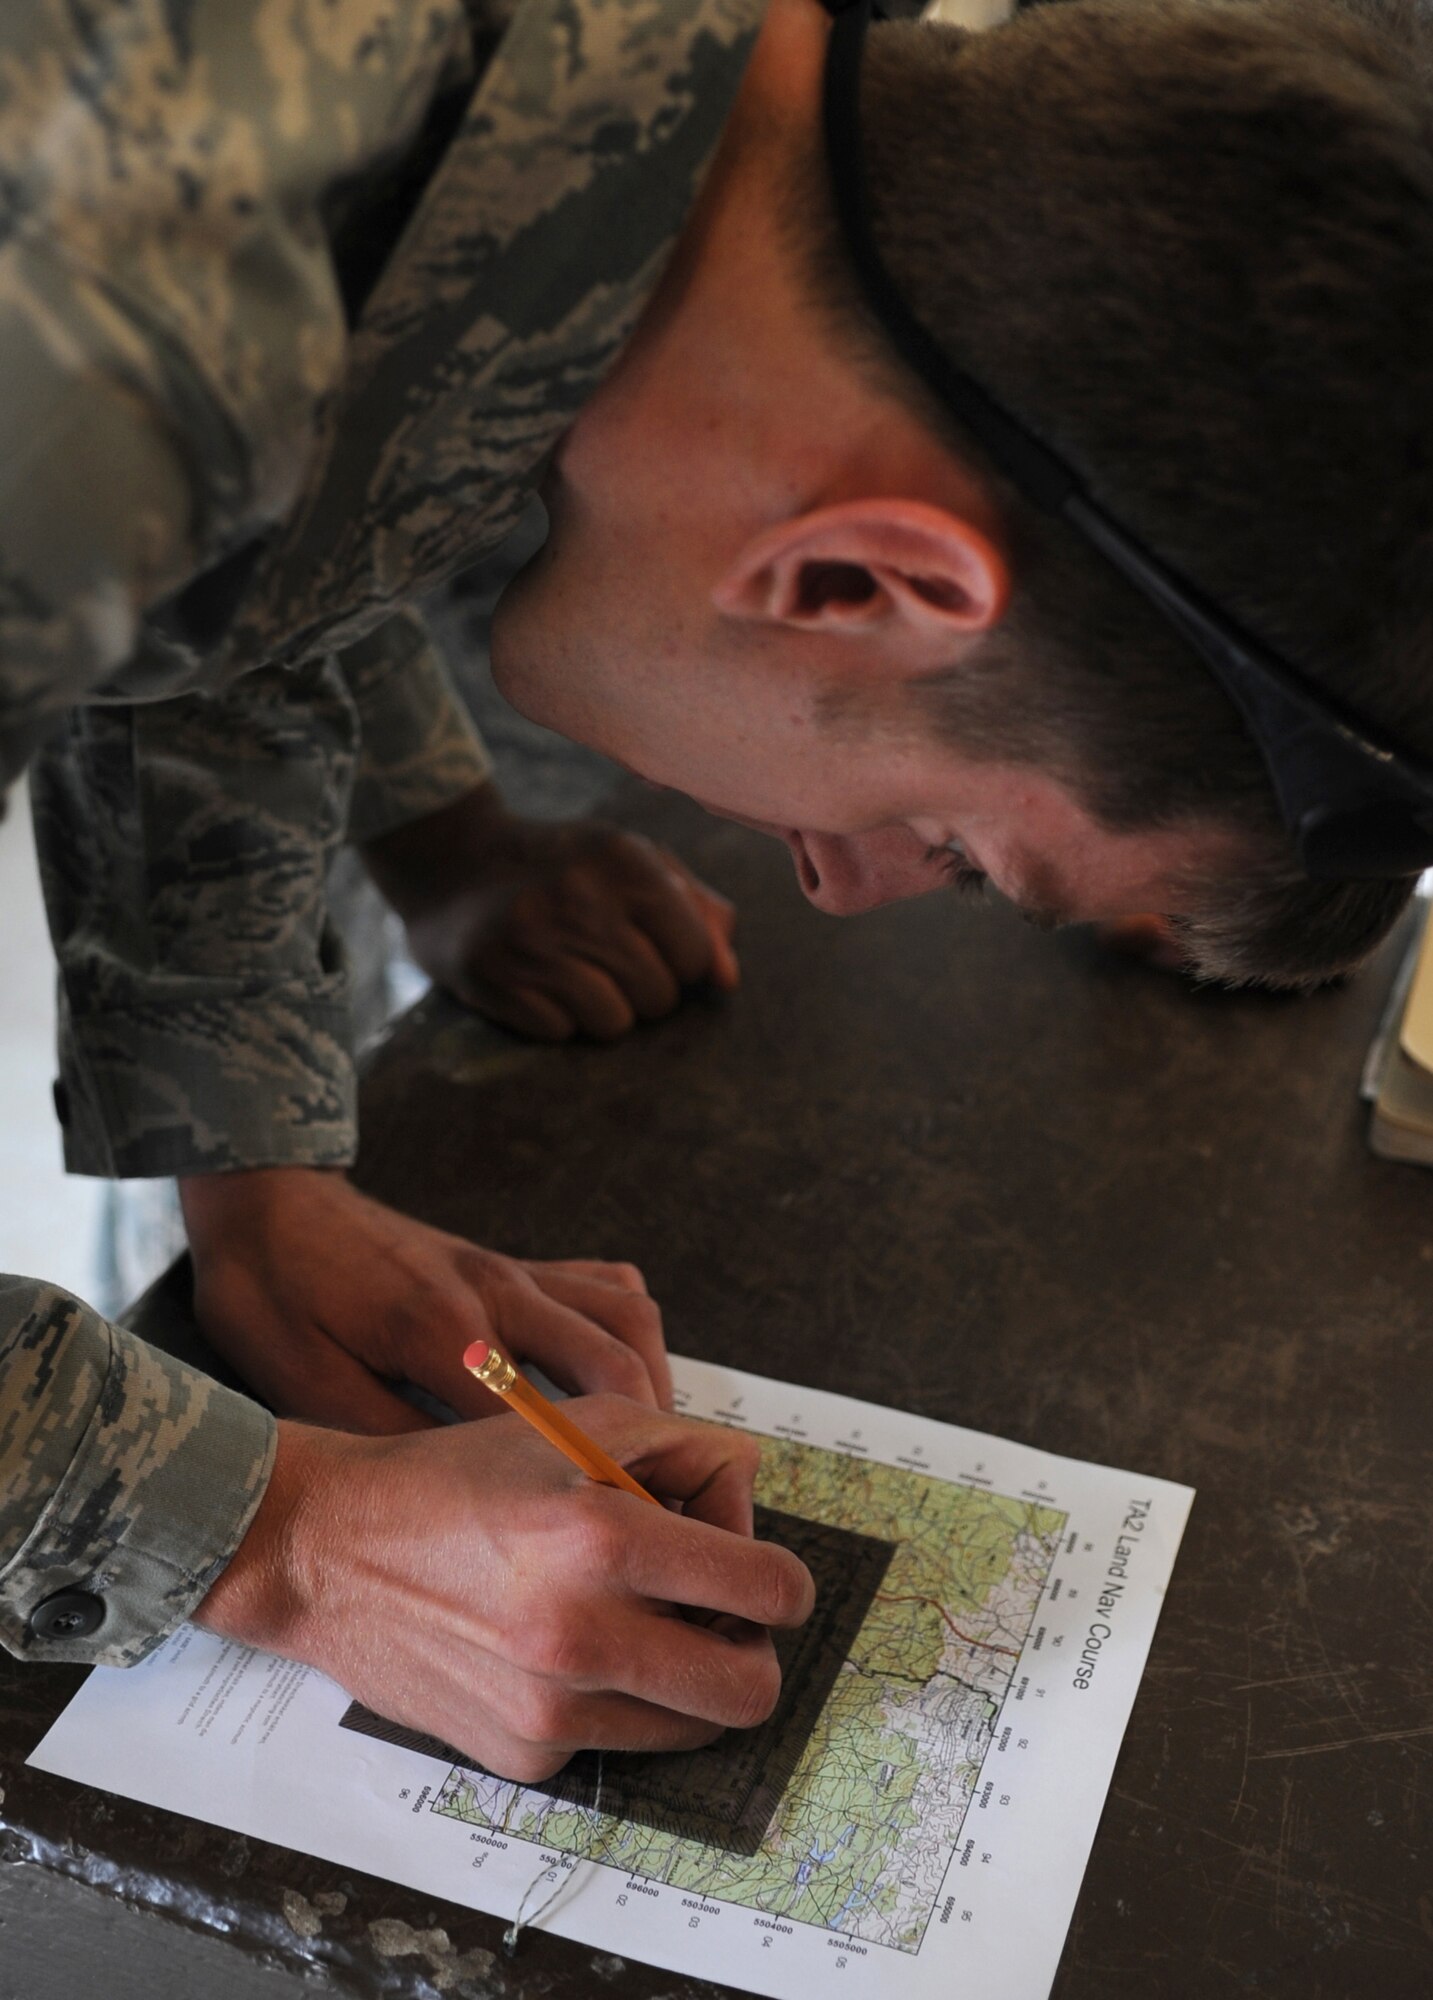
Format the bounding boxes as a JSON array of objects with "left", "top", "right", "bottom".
[{"left": 712, "top": 499, "right": 1009, "bottom": 642}]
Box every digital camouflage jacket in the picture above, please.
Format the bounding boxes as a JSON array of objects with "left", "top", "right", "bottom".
[{"left": 0, "top": 0, "right": 763, "bottom": 1666}]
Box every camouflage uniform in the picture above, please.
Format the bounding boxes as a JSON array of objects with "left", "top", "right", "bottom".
[{"left": 0, "top": 0, "right": 764, "bottom": 1665}]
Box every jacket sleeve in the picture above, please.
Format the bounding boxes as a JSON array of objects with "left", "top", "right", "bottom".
[
  {"left": 0, "top": 0, "right": 476, "bottom": 785},
  {"left": 28, "top": 655, "right": 364, "bottom": 1180},
  {"left": 340, "top": 606, "right": 492, "bottom": 847},
  {"left": 0, "top": 1275, "right": 275, "bottom": 1666},
  {"left": 27, "top": 603, "right": 492, "bottom": 1182},
  {"left": 0, "top": 231, "right": 207, "bottom": 790}
]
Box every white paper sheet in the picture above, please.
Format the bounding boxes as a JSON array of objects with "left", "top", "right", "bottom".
[{"left": 30, "top": 1357, "right": 1192, "bottom": 1999}]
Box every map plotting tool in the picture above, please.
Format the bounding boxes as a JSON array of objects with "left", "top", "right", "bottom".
[
  {"left": 30, "top": 1359, "right": 1194, "bottom": 2000},
  {"left": 340, "top": 1504, "right": 899, "bottom": 1856}
]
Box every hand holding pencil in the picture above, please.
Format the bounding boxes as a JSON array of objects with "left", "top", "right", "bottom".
[
  {"left": 203, "top": 1384, "right": 816, "bottom": 1787},
  {"left": 464, "top": 1338, "right": 664, "bottom": 1506}
]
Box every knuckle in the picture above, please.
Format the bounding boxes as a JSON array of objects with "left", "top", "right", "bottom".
[
  {"left": 507, "top": 1613, "right": 554, "bottom": 1679},
  {"left": 730, "top": 1433, "right": 762, "bottom": 1476},
  {"left": 608, "top": 1261, "right": 650, "bottom": 1296},
  {"left": 729, "top": 1650, "right": 782, "bottom": 1732},
  {"left": 598, "top": 829, "right": 651, "bottom": 874},
  {"left": 507, "top": 1679, "right": 573, "bottom": 1750},
  {"left": 568, "top": 1490, "right": 626, "bottom": 1575},
  {"left": 632, "top": 1300, "right": 665, "bottom": 1347},
  {"left": 495, "top": 1741, "right": 570, "bottom": 1786},
  {"left": 762, "top": 1552, "right": 815, "bottom": 1627},
  {"left": 604, "top": 1343, "right": 652, "bottom": 1399},
  {"left": 386, "top": 1285, "right": 444, "bottom": 1354},
  {"left": 415, "top": 1270, "right": 455, "bottom": 1317},
  {"left": 574, "top": 1392, "right": 651, "bottom": 1455},
  {"left": 455, "top": 1254, "right": 503, "bottom": 1301},
  {"left": 575, "top": 1390, "right": 627, "bottom": 1427},
  {"left": 517, "top": 1610, "right": 599, "bottom": 1687},
  {"left": 554, "top": 873, "right": 608, "bottom": 924},
  {"left": 666, "top": 1720, "right": 725, "bottom": 1757},
  {"left": 624, "top": 1264, "right": 656, "bottom": 1312}
]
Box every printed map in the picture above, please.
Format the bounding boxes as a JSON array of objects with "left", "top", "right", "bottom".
[
  {"left": 342, "top": 1503, "right": 897, "bottom": 1855},
  {"left": 433, "top": 1437, "right": 1065, "bottom": 1952},
  {"left": 33, "top": 1359, "right": 1192, "bottom": 2000}
]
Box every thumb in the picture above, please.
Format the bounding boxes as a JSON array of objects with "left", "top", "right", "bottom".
[
  {"left": 661, "top": 855, "right": 739, "bottom": 990},
  {"left": 696, "top": 888, "right": 740, "bottom": 990}
]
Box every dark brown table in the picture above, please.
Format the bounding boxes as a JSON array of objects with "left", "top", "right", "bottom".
[{"left": 3, "top": 787, "right": 1431, "bottom": 1999}]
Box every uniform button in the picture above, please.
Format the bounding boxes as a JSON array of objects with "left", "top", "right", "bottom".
[{"left": 28, "top": 1588, "right": 105, "bottom": 1641}]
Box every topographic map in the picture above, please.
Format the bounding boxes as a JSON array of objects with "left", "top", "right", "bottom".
[
  {"left": 431, "top": 1436, "right": 1065, "bottom": 1952},
  {"left": 33, "top": 1360, "right": 1192, "bottom": 2000}
]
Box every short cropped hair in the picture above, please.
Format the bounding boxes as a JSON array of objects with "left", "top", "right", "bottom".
[{"left": 816, "top": 0, "right": 1433, "bottom": 983}]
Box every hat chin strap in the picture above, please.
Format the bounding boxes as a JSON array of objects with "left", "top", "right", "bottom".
[{"left": 818, "top": 0, "right": 1433, "bottom": 880}]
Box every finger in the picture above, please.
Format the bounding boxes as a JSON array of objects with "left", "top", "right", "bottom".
[
  {"left": 453, "top": 1691, "right": 728, "bottom": 1784},
  {"left": 543, "top": 958, "right": 637, "bottom": 1040},
  {"left": 492, "top": 1289, "right": 663, "bottom": 1407},
  {"left": 526, "top": 1267, "right": 672, "bottom": 1410},
  {"left": 465, "top": 981, "right": 577, "bottom": 1042},
  {"left": 625, "top": 857, "right": 721, "bottom": 985},
  {"left": 592, "top": 1592, "right": 784, "bottom": 1720},
  {"left": 352, "top": 1253, "right": 511, "bottom": 1425},
  {"left": 547, "top": 1397, "right": 759, "bottom": 1529},
  {"left": 528, "top": 1258, "right": 650, "bottom": 1295},
  {"left": 660, "top": 850, "right": 734, "bottom": 928},
  {"left": 692, "top": 886, "right": 740, "bottom": 992},
  {"left": 618, "top": 1502, "right": 816, "bottom": 1630},
  {"left": 579, "top": 922, "right": 682, "bottom": 1020},
  {"left": 621, "top": 1613, "right": 785, "bottom": 1730},
  {"left": 484, "top": 1582, "right": 787, "bottom": 1737},
  {"left": 557, "top": 1408, "right": 815, "bottom": 1621},
  {"left": 597, "top": 1407, "right": 760, "bottom": 1540},
  {"left": 384, "top": 1256, "right": 660, "bottom": 1425},
  {"left": 432, "top": 1348, "right": 515, "bottom": 1425},
  {"left": 301, "top": 1353, "right": 436, "bottom": 1435}
]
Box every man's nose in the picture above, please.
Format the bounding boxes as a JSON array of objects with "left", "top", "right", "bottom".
[{"left": 793, "top": 829, "right": 943, "bottom": 914}]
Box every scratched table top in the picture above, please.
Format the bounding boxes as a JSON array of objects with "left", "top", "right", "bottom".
[{"left": 3, "top": 786, "right": 1430, "bottom": 1999}]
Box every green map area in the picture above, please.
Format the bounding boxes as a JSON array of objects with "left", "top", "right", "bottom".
[{"left": 433, "top": 1436, "right": 1064, "bottom": 1952}]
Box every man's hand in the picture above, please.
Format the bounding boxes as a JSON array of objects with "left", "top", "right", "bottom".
[
  {"left": 197, "top": 1399, "right": 815, "bottom": 1782},
  {"left": 180, "top": 1169, "right": 673, "bottom": 1432},
  {"left": 362, "top": 783, "right": 739, "bottom": 1041}
]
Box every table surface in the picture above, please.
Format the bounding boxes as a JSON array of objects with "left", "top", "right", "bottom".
[{"left": 3, "top": 787, "right": 1431, "bottom": 1999}]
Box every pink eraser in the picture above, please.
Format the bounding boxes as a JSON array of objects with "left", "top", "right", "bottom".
[{"left": 463, "top": 1339, "right": 491, "bottom": 1371}]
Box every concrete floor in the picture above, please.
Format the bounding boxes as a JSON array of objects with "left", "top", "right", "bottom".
[{"left": 0, "top": 1865, "right": 336, "bottom": 2000}]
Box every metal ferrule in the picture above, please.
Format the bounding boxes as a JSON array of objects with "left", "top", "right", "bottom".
[{"left": 469, "top": 1346, "right": 517, "bottom": 1393}]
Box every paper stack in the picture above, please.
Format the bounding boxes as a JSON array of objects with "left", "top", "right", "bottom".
[{"left": 1364, "top": 899, "right": 1433, "bottom": 1163}]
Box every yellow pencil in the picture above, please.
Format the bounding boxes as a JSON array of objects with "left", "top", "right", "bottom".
[{"left": 463, "top": 1340, "right": 664, "bottom": 1508}]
